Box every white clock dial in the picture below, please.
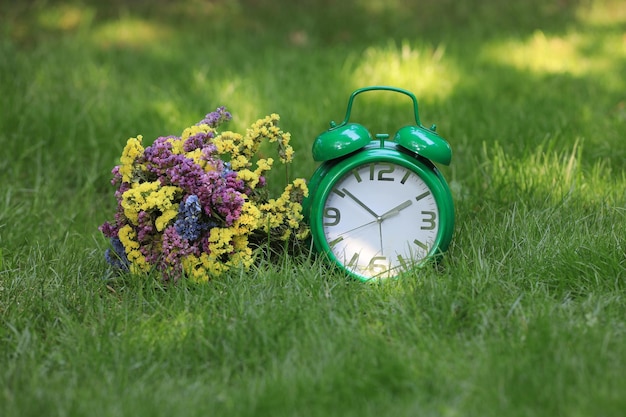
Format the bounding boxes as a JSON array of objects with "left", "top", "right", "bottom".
[{"left": 322, "top": 162, "right": 439, "bottom": 279}]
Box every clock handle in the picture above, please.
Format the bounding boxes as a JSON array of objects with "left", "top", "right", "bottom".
[
  {"left": 313, "top": 86, "right": 449, "bottom": 163},
  {"left": 338, "top": 86, "right": 422, "bottom": 127}
]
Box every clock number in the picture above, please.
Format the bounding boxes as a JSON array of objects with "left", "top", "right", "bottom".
[
  {"left": 397, "top": 254, "right": 409, "bottom": 269},
  {"left": 421, "top": 211, "right": 437, "bottom": 230},
  {"left": 329, "top": 236, "right": 344, "bottom": 248},
  {"left": 324, "top": 207, "right": 341, "bottom": 226},
  {"left": 413, "top": 239, "right": 429, "bottom": 251},
  {"left": 368, "top": 256, "right": 389, "bottom": 275},
  {"left": 369, "top": 163, "right": 395, "bottom": 181},
  {"left": 377, "top": 164, "right": 395, "bottom": 181},
  {"left": 347, "top": 253, "right": 360, "bottom": 268},
  {"left": 415, "top": 191, "right": 431, "bottom": 202}
]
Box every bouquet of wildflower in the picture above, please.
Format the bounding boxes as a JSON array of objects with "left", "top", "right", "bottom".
[{"left": 100, "top": 107, "right": 309, "bottom": 282}]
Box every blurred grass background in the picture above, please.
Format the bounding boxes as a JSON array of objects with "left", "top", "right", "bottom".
[{"left": 1, "top": 1, "right": 625, "bottom": 416}]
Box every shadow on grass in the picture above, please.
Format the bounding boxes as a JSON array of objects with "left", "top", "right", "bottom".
[
  {"left": 1, "top": 0, "right": 624, "bottom": 193},
  {"left": 3, "top": 0, "right": 587, "bottom": 45}
]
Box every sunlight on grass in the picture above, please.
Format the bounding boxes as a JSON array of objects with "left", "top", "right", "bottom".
[
  {"left": 481, "top": 0, "right": 626, "bottom": 91},
  {"left": 36, "top": 4, "right": 94, "bottom": 31},
  {"left": 91, "top": 17, "right": 173, "bottom": 49},
  {"left": 152, "top": 100, "right": 188, "bottom": 130},
  {"left": 481, "top": 30, "right": 624, "bottom": 80},
  {"left": 350, "top": 41, "right": 460, "bottom": 101},
  {"left": 134, "top": 310, "right": 195, "bottom": 348},
  {"left": 216, "top": 79, "right": 264, "bottom": 129},
  {"left": 191, "top": 70, "right": 264, "bottom": 130},
  {"left": 578, "top": 0, "right": 626, "bottom": 25},
  {"left": 480, "top": 139, "right": 626, "bottom": 207},
  {"left": 3, "top": 1, "right": 626, "bottom": 415}
]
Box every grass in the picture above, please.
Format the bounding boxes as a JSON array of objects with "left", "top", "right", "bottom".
[{"left": 1, "top": 0, "right": 625, "bottom": 416}]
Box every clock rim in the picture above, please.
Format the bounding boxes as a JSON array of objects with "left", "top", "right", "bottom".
[{"left": 307, "top": 145, "right": 454, "bottom": 281}]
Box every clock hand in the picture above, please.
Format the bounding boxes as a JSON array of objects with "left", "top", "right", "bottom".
[
  {"left": 334, "top": 218, "right": 379, "bottom": 238},
  {"left": 379, "top": 200, "right": 413, "bottom": 220},
  {"left": 378, "top": 221, "right": 384, "bottom": 254},
  {"left": 341, "top": 188, "right": 380, "bottom": 219},
  {"left": 335, "top": 200, "right": 413, "bottom": 256}
]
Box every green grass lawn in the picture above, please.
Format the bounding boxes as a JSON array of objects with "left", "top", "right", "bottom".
[{"left": 1, "top": 0, "right": 625, "bottom": 416}]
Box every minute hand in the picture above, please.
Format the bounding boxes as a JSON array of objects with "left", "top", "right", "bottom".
[
  {"left": 341, "top": 188, "right": 380, "bottom": 219},
  {"left": 379, "top": 200, "right": 413, "bottom": 220}
]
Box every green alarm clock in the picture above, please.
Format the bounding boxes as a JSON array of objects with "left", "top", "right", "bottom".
[{"left": 303, "top": 86, "right": 454, "bottom": 281}]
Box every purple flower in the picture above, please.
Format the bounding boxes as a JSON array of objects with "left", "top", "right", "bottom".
[
  {"left": 196, "top": 106, "right": 232, "bottom": 128},
  {"left": 140, "top": 137, "right": 246, "bottom": 226},
  {"left": 141, "top": 136, "right": 180, "bottom": 177},
  {"left": 160, "top": 225, "right": 202, "bottom": 279},
  {"left": 183, "top": 131, "right": 217, "bottom": 153},
  {"left": 111, "top": 166, "right": 122, "bottom": 185},
  {"left": 99, "top": 106, "right": 306, "bottom": 282},
  {"left": 136, "top": 211, "right": 155, "bottom": 242},
  {"left": 211, "top": 171, "right": 245, "bottom": 225},
  {"left": 99, "top": 221, "right": 117, "bottom": 239}
]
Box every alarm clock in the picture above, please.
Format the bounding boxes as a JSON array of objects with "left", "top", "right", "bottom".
[{"left": 303, "top": 86, "right": 454, "bottom": 281}]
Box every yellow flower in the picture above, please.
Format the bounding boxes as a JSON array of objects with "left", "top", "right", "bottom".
[
  {"left": 296, "top": 228, "right": 310, "bottom": 240},
  {"left": 281, "top": 145, "right": 295, "bottom": 163},
  {"left": 259, "top": 200, "right": 283, "bottom": 228},
  {"left": 118, "top": 224, "right": 139, "bottom": 250},
  {"left": 233, "top": 201, "right": 261, "bottom": 234},
  {"left": 185, "top": 148, "right": 205, "bottom": 169},
  {"left": 279, "top": 229, "right": 292, "bottom": 240},
  {"left": 242, "top": 136, "right": 255, "bottom": 151},
  {"left": 256, "top": 179, "right": 310, "bottom": 240},
  {"left": 292, "top": 178, "right": 309, "bottom": 197},
  {"left": 107, "top": 110, "right": 312, "bottom": 282},
  {"left": 155, "top": 208, "right": 178, "bottom": 232},
  {"left": 182, "top": 253, "right": 215, "bottom": 283},
  {"left": 232, "top": 234, "right": 251, "bottom": 252},
  {"left": 163, "top": 137, "right": 183, "bottom": 155},
  {"left": 228, "top": 245, "right": 254, "bottom": 269},
  {"left": 213, "top": 131, "right": 240, "bottom": 156},
  {"left": 119, "top": 136, "right": 144, "bottom": 183},
  {"left": 231, "top": 155, "right": 250, "bottom": 170},
  {"left": 254, "top": 158, "right": 274, "bottom": 179},
  {"left": 208, "top": 227, "right": 235, "bottom": 256},
  {"left": 118, "top": 225, "right": 150, "bottom": 273},
  {"left": 237, "top": 167, "right": 268, "bottom": 189},
  {"left": 181, "top": 124, "right": 211, "bottom": 140},
  {"left": 121, "top": 181, "right": 181, "bottom": 225},
  {"left": 204, "top": 259, "right": 229, "bottom": 277}
]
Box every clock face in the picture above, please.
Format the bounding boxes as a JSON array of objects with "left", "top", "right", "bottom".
[{"left": 321, "top": 161, "right": 440, "bottom": 279}]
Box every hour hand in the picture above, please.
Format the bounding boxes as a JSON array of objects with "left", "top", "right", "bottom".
[
  {"left": 380, "top": 200, "right": 412, "bottom": 220},
  {"left": 341, "top": 188, "right": 380, "bottom": 219}
]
